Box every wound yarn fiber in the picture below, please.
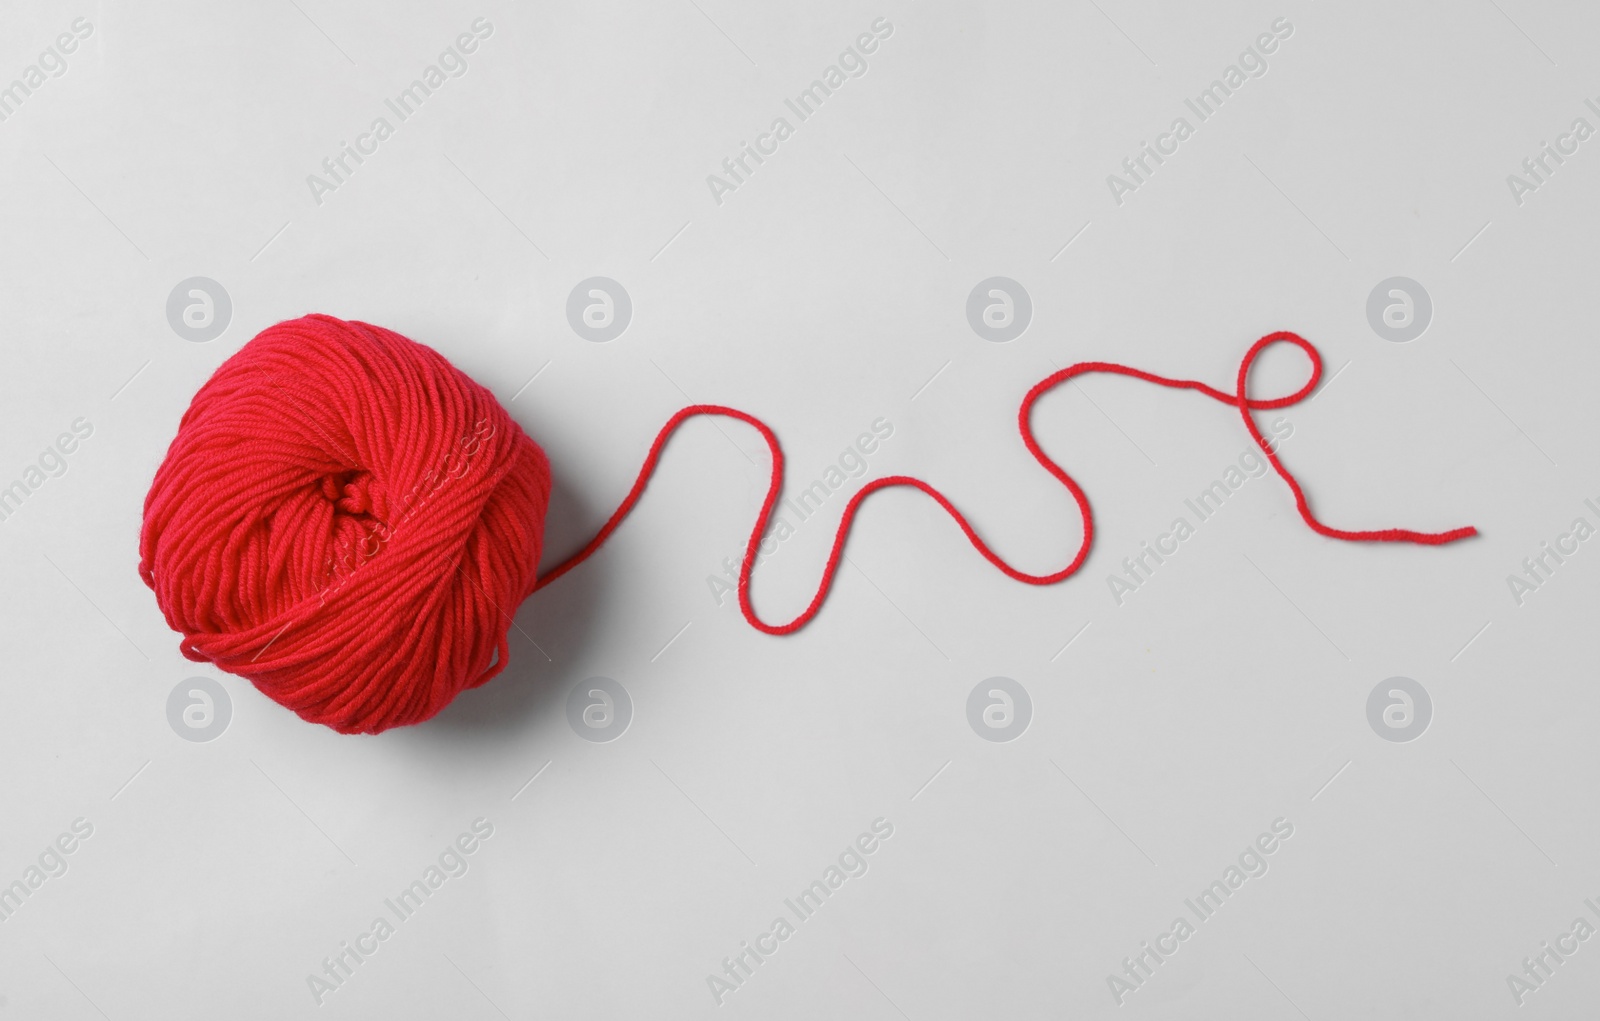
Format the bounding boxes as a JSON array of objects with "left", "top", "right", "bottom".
[
  {"left": 141, "top": 317, "right": 1475, "bottom": 735},
  {"left": 139, "top": 314, "right": 551, "bottom": 734}
]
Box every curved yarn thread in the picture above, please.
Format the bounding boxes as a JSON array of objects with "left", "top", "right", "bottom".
[{"left": 535, "top": 331, "right": 1477, "bottom": 635}]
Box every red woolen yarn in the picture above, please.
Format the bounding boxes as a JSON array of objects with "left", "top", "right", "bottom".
[
  {"left": 139, "top": 315, "right": 551, "bottom": 734},
  {"left": 141, "top": 317, "right": 1476, "bottom": 735}
]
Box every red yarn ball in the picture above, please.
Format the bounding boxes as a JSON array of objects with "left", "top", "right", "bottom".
[{"left": 139, "top": 314, "right": 552, "bottom": 734}]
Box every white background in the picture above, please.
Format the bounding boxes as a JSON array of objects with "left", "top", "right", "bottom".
[{"left": 1, "top": 0, "right": 1597, "bottom": 1017}]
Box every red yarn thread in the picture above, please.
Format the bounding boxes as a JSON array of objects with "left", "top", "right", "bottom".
[
  {"left": 141, "top": 318, "right": 1474, "bottom": 734},
  {"left": 536, "top": 330, "right": 1476, "bottom": 635}
]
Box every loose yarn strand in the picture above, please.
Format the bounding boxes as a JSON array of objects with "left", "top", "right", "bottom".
[{"left": 533, "top": 331, "right": 1477, "bottom": 634}]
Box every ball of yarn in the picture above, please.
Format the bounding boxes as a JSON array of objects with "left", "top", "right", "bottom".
[{"left": 139, "top": 314, "right": 552, "bottom": 734}]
